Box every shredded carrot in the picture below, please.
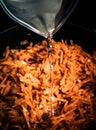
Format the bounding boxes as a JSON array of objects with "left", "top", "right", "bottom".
[{"left": 0, "top": 39, "right": 96, "bottom": 130}]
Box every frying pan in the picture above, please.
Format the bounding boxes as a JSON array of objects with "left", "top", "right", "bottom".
[
  {"left": 0, "top": 23, "right": 96, "bottom": 129},
  {"left": 0, "top": 23, "right": 96, "bottom": 59}
]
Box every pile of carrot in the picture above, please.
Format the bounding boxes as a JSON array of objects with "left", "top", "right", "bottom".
[{"left": 0, "top": 39, "right": 96, "bottom": 130}]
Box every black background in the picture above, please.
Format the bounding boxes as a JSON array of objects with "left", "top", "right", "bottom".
[{"left": 0, "top": 0, "right": 96, "bottom": 32}]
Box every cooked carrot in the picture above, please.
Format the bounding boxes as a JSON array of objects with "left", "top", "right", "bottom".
[{"left": 0, "top": 39, "right": 96, "bottom": 130}]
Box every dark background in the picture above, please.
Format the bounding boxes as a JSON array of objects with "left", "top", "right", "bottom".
[{"left": 0, "top": 0, "right": 96, "bottom": 33}]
